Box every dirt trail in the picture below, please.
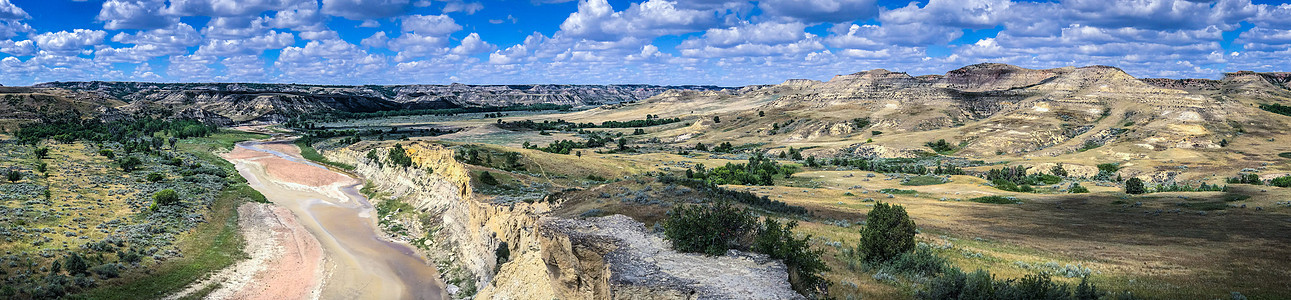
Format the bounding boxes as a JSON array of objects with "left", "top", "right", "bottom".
[{"left": 178, "top": 140, "right": 445, "bottom": 300}]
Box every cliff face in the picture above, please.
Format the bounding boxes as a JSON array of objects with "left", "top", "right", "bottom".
[{"left": 325, "top": 142, "right": 801, "bottom": 299}]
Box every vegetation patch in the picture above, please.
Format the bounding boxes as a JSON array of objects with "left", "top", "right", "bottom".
[
  {"left": 969, "top": 196, "right": 1021, "bottom": 204},
  {"left": 294, "top": 139, "right": 356, "bottom": 171},
  {"left": 878, "top": 188, "right": 918, "bottom": 195},
  {"left": 902, "top": 175, "right": 949, "bottom": 186}
]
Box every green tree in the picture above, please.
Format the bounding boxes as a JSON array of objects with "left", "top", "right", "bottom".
[
  {"left": 98, "top": 149, "right": 115, "bottom": 159},
  {"left": 152, "top": 189, "right": 180, "bottom": 210},
  {"left": 479, "top": 171, "right": 499, "bottom": 185},
  {"left": 1125, "top": 178, "right": 1146, "bottom": 194},
  {"left": 34, "top": 147, "right": 49, "bottom": 159},
  {"left": 119, "top": 156, "right": 142, "bottom": 172},
  {"left": 64, "top": 253, "right": 90, "bottom": 275},
  {"left": 754, "top": 218, "right": 830, "bottom": 296},
  {"left": 858, "top": 202, "right": 916, "bottom": 263},
  {"left": 146, "top": 172, "right": 164, "bottom": 182},
  {"left": 758, "top": 111, "right": 765, "bottom": 117},
  {"left": 36, "top": 162, "right": 47, "bottom": 174},
  {"left": 5, "top": 169, "right": 21, "bottom": 183},
  {"left": 662, "top": 201, "right": 755, "bottom": 256},
  {"left": 1271, "top": 175, "right": 1291, "bottom": 188},
  {"left": 712, "top": 116, "right": 721, "bottom": 123}
]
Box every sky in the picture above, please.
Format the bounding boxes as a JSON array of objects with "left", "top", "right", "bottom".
[{"left": 0, "top": 0, "right": 1289, "bottom": 86}]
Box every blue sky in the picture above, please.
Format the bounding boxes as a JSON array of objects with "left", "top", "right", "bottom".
[{"left": 0, "top": 0, "right": 1289, "bottom": 86}]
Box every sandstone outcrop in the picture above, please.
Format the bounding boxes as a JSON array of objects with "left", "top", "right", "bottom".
[{"left": 324, "top": 142, "right": 802, "bottom": 299}]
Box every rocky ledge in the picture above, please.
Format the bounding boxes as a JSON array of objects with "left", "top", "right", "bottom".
[{"left": 538, "top": 215, "right": 803, "bottom": 300}]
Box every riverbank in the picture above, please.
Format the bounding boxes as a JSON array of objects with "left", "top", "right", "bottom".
[{"left": 193, "top": 139, "right": 445, "bottom": 299}]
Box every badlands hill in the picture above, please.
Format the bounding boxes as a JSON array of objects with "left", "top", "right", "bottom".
[
  {"left": 5, "top": 81, "right": 720, "bottom": 124},
  {"left": 573, "top": 64, "right": 1291, "bottom": 161}
]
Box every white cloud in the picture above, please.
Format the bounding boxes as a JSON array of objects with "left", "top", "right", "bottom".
[
  {"left": 33, "top": 29, "right": 107, "bottom": 55},
  {"left": 98, "top": 0, "right": 177, "bottom": 30},
  {"left": 402, "top": 14, "right": 462, "bottom": 35},
  {"left": 165, "top": 0, "right": 298, "bottom": 17},
  {"left": 0, "top": 39, "right": 33, "bottom": 56},
  {"left": 361, "top": 31, "right": 390, "bottom": 48},
  {"left": 442, "top": 1, "right": 484, "bottom": 14},
  {"left": 558, "top": 0, "right": 717, "bottom": 41},
  {"left": 0, "top": 0, "right": 29, "bottom": 20},
  {"left": 275, "top": 39, "right": 388, "bottom": 81},
  {"left": 194, "top": 30, "right": 295, "bottom": 56},
  {"left": 758, "top": 0, "right": 878, "bottom": 23},
  {"left": 322, "top": 0, "right": 412, "bottom": 20},
  {"left": 450, "top": 32, "right": 496, "bottom": 55}
]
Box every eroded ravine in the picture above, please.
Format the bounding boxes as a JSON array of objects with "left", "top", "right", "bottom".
[{"left": 226, "top": 139, "right": 445, "bottom": 300}]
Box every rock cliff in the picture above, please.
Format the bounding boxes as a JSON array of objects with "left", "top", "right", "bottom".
[{"left": 324, "top": 142, "right": 801, "bottom": 299}]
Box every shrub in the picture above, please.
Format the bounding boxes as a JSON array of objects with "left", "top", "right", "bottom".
[
  {"left": 926, "top": 139, "right": 956, "bottom": 153},
  {"left": 1125, "top": 178, "right": 1146, "bottom": 194},
  {"left": 90, "top": 264, "right": 120, "bottom": 279},
  {"left": 1228, "top": 173, "right": 1263, "bottom": 185},
  {"left": 5, "top": 169, "right": 21, "bottom": 183},
  {"left": 34, "top": 147, "right": 49, "bottom": 159},
  {"left": 495, "top": 242, "right": 510, "bottom": 266},
  {"left": 152, "top": 189, "right": 180, "bottom": 210},
  {"left": 662, "top": 201, "right": 755, "bottom": 256},
  {"left": 146, "top": 172, "right": 164, "bottom": 182},
  {"left": 36, "top": 162, "right": 47, "bottom": 173},
  {"left": 479, "top": 171, "right": 499, "bottom": 185},
  {"left": 858, "top": 202, "right": 916, "bottom": 263},
  {"left": 969, "top": 196, "right": 1019, "bottom": 204},
  {"left": 1051, "top": 164, "right": 1068, "bottom": 177},
  {"left": 881, "top": 244, "right": 947, "bottom": 278},
  {"left": 1069, "top": 183, "right": 1090, "bottom": 193},
  {"left": 118, "top": 156, "right": 142, "bottom": 172},
  {"left": 1271, "top": 175, "right": 1291, "bottom": 187},
  {"left": 388, "top": 144, "right": 414, "bottom": 167},
  {"left": 64, "top": 253, "right": 90, "bottom": 275},
  {"left": 1096, "top": 163, "right": 1120, "bottom": 173},
  {"left": 754, "top": 219, "right": 829, "bottom": 296},
  {"left": 902, "top": 175, "right": 948, "bottom": 186},
  {"left": 98, "top": 149, "right": 115, "bottom": 159}
]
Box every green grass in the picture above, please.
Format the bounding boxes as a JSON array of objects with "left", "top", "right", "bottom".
[
  {"left": 969, "top": 196, "right": 1021, "bottom": 204},
  {"left": 1221, "top": 194, "right": 1251, "bottom": 202},
  {"left": 878, "top": 188, "right": 918, "bottom": 195},
  {"left": 71, "top": 128, "right": 267, "bottom": 299},
  {"left": 901, "top": 175, "right": 948, "bottom": 186},
  {"left": 295, "top": 139, "right": 356, "bottom": 171},
  {"left": 73, "top": 173, "right": 254, "bottom": 299}
]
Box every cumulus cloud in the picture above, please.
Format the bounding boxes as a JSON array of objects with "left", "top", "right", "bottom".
[
  {"left": 33, "top": 29, "right": 107, "bottom": 55},
  {"left": 402, "top": 14, "right": 462, "bottom": 35},
  {"left": 322, "top": 0, "right": 412, "bottom": 20},
  {"left": 165, "top": 0, "right": 298, "bottom": 17},
  {"left": 450, "top": 32, "right": 496, "bottom": 55},
  {"left": 558, "top": 0, "right": 717, "bottom": 41},
  {"left": 758, "top": 0, "right": 878, "bottom": 23},
  {"left": 0, "top": 0, "right": 28, "bottom": 20},
  {"left": 97, "top": 23, "right": 202, "bottom": 62},
  {"left": 98, "top": 0, "right": 177, "bottom": 30},
  {"left": 0, "top": 39, "right": 33, "bottom": 56}
]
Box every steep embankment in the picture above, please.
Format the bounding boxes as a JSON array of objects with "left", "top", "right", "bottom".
[{"left": 324, "top": 141, "right": 801, "bottom": 299}]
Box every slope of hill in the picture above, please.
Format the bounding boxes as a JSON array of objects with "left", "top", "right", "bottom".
[{"left": 24, "top": 81, "right": 722, "bottom": 123}]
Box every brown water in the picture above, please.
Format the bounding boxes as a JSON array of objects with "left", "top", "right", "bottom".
[{"left": 229, "top": 141, "right": 445, "bottom": 300}]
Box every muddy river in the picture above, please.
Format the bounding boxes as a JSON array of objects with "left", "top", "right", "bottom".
[{"left": 227, "top": 140, "right": 445, "bottom": 300}]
